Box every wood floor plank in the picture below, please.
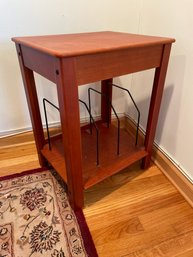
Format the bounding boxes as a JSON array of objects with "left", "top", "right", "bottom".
[
  {"left": 139, "top": 202, "right": 193, "bottom": 231},
  {"left": 0, "top": 161, "right": 40, "bottom": 177},
  {"left": 172, "top": 214, "right": 193, "bottom": 234},
  {"left": 0, "top": 154, "right": 38, "bottom": 168},
  {"left": 0, "top": 143, "right": 37, "bottom": 160},
  {"left": 93, "top": 224, "right": 178, "bottom": 257},
  {"left": 174, "top": 249, "right": 193, "bottom": 257},
  {"left": 123, "top": 230, "right": 193, "bottom": 257},
  {"left": 84, "top": 172, "right": 178, "bottom": 217},
  {"left": 84, "top": 192, "right": 184, "bottom": 231}
]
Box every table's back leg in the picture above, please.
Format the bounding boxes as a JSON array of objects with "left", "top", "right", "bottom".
[
  {"left": 55, "top": 57, "right": 84, "bottom": 210},
  {"left": 142, "top": 43, "right": 172, "bottom": 168},
  {"left": 15, "top": 44, "right": 46, "bottom": 167},
  {"left": 101, "top": 78, "right": 113, "bottom": 124}
]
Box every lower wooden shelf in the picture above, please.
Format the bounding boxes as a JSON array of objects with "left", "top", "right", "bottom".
[{"left": 41, "top": 123, "right": 148, "bottom": 189}]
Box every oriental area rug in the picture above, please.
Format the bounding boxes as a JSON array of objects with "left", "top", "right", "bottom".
[{"left": 0, "top": 169, "right": 98, "bottom": 257}]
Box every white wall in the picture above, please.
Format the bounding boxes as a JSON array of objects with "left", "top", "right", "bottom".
[
  {"left": 0, "top": 0, "right": 141, "bottom": 134},
  {"left": 128, "top": 0, "right": 193, "bottom": 180},
  {"left": 1, "top": 1, "right": 193, "bottom": 179}
]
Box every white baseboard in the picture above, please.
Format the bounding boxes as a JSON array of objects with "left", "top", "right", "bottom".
[
  {"left": 0, "top": 112, "right": 125, "bottom": 138},
  {"left": 0, "top": 122, "right": 60, "bottom": 138}
]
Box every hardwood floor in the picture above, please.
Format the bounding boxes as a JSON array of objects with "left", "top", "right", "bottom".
[{"left": 1, "top": 132, "right": 193, "bottom": 256}]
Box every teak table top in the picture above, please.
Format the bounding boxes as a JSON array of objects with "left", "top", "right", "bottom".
[{"left": 12, "top": 31, "right": 175, "bottom": 57}]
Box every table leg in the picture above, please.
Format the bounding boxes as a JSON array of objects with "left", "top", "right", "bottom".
[
  {"left": 101, "top": 78, "right": 113, "bottom": 124},
  {"left": 15, "top": 44, "right": 46, "bottom": 167},
  {"left": 55, "top": 58, "right": 84, "bottom": 210},
  {"left": 142, "top": 44, "right": 172, "bottom": 168}
]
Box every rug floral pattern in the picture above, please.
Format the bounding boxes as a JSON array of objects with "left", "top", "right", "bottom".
[{"left": 0, "top": 170, "right": 88, "bottom": 257}]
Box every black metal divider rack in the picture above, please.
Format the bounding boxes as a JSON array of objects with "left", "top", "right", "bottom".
[{"left": 42, "top": 84, "right": 141, "bottom": 183}]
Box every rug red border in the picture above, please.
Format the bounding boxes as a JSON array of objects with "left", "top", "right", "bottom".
[
  {"left": 0, "top": 167, "right": 98, "bottom": 257},
  {"left": 75, "top": 209, "right": 98, "bottom": 257}
]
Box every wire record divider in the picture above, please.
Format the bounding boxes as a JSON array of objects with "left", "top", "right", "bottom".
[
  {"left": 88, "top": 87, "right": 120, "bottom": 156},
  {"left": 43, "top": 97, "right": 99, "bottom": 166},
  {"left": 43, "top": 85, "right": 140, "bottom": 168},
  {"left": 111, "top": 84, "right": 140, "bottom": 146}
]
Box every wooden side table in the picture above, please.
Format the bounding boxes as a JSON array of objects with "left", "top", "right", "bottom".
[{"left": 12, "top": 31, "right": 175, "bottom": 209}]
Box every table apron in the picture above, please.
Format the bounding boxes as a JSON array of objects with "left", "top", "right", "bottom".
[
  {"left": 21, "top": 45, "right": 56, "bottom": 83},
  {"left": 21, "top": 44, "right": 164, "bottom": 86},
  {"left": 76, "top": 45, "right": 163, "bottom": 85}
]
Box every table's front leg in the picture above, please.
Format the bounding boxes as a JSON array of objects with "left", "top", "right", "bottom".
[
  {"left": 55, "top": 57, "right": 83, "bottom": 210},
  {"left": 142, "top": 43, "right": 172, "bottom": 168},
  {"left": 15, "top": 44, "right": 46, "bottom": 167}
]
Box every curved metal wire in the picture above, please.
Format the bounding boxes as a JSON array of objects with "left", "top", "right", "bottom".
[
  {"left": 79, "top": 99, "right": 99, "bottom": 166},
  {"left": 88, "top": 87, "right": 120, "bottom": 155},
  {"left": 43, "top": 97, "right": 100, "bottom": 166},
  {"left": 43, "top": 98, "right": 59, "bottom": 150},
  {"left": 112, "top": 84, "right": 140, "bottom": 146}
]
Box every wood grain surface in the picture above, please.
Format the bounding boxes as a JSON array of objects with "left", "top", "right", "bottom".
[{"left": 12, "top": 31, "right": 175, "bottom": 57}]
